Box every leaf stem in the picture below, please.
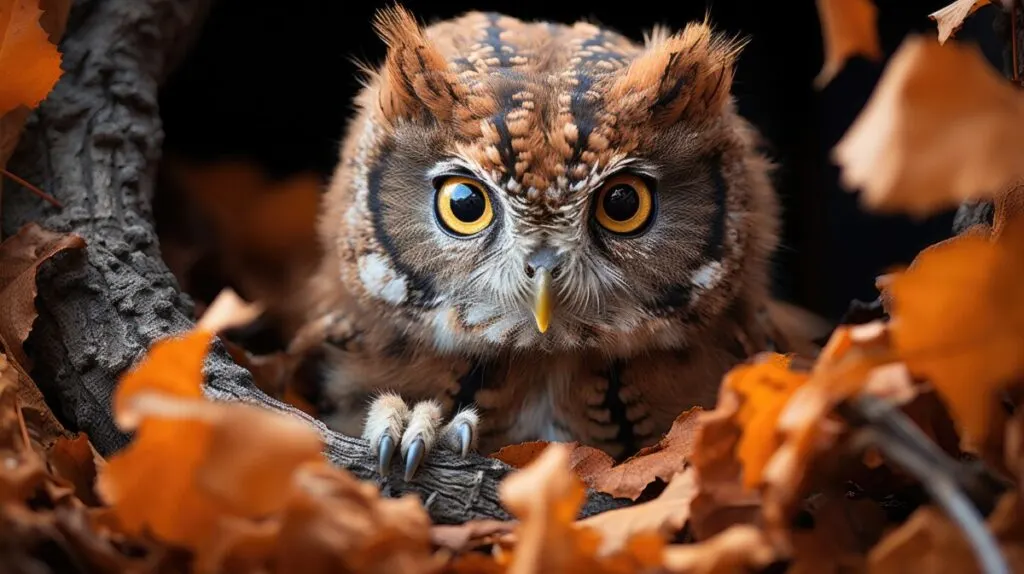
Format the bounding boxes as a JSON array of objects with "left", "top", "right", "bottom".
[{"left": 1, "top": 168, "right": 63, "bottom": 208}]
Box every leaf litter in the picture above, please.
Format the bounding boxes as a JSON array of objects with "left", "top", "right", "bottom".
[{"left": 4, "top": 0, "right": 1024, "bottom": 572}]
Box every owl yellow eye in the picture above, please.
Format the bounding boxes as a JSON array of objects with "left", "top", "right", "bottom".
[
  {"left": 435, "top": 176, "right": 494, "bottom": 236},
  {"left": 593, "top": 174, "right": 654, "bottom": 235}
]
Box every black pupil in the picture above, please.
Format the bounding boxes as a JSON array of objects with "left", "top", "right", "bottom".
[
  {"left": 603, "top": 185, "right": 640, "bottom": 221},
  {"left": 449, "top": 183, "right": 486, "bottom": 222}
]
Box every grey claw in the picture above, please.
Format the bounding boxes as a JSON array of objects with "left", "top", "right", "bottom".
[
  {"left": 404, "top": 438, "right": 425, "bottom": 481},
  {"left": 378, "top": 435, "right": 395, "bottom": 476},
  {"left": 457, "top": 422, "right": 472, "bottom": 457}
]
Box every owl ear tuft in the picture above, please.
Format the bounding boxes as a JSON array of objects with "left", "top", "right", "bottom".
[
  {"left": 610, "top": 20, "right": 745, "bottom": 126},
  {"left": 373, "top": 5, "right": 465, "bottom": 124}
]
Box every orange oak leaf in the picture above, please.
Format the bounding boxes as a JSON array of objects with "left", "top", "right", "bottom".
[
  {"left": 723, "top": 353, "right": 809, "bottom": 488},
  {"left": 930, "top": 0, "right": 992, "bottom": 44},
  {"left": 886, "top": 213, "right": 1024, "bottom": 441},
  {"left": 0, "top": 0, "right": 65, "bottom": 116},
  {"left": 110, "top": 328, "right": 211, "bottom": 428},
  {"left": 96, "top": 329, "right": 325, "bottom": 553},
  {"left": 490, "top": 440, "right": 551, "bottom": 469},
  {"left": 687, "top": 387, "right": 761, "bottom": 541},
  {"left": 490, "top": 408, "right": 701, "bottom": 501},
  {"left": 197, "top": 287, "right": 265, "bottom": 335},
  {"left": 993, "top": 182, "right": 1024, "bottom": 239},
  {"left": 571, "top": 408, "right": 702, "bottom": 500},
  {"left": 814, "top": 0, "right": 882, "bottom": 88},
  {"left": 499, "top": 442, "right": 599, "bottom": 574},
  {"left": 266, "top": 461, "right": 436, "bottom": 574},
  {"left": 578, "top": 468, "right": 697, "bottom": 555},
  {"left": 431, "top": 520, "right": 517, "bottom": 555},
  {"left": 833, "top": 35, "right": 1024, "bottom": 217},
  {"left": 496, "top": 443, "right": 665, "bottom": 574},
  {"left": 757, "top": 323, "right": 900, "bottom": 531},
  {"left": 660, "top": 524, "right": 777, "bottom": 573}
]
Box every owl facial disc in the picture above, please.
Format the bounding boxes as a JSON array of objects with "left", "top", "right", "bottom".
[{"left": 526, "top": 247, "right": 560, "bottom": 334}]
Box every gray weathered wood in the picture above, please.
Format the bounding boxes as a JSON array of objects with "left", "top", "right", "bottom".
[{"left": 1, "top": 0, "right": 628, "bottom": 524}]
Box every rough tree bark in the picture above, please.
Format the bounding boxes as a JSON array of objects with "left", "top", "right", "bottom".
[{"left": 1, "top": 0, "right": 628, "bottom": 524}]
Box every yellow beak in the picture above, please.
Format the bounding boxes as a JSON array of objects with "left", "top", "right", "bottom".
[{"left": 533, "top": 267, "right": 553, "bottom": 333}]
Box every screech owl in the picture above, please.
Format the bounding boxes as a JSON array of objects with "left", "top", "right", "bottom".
[{"left": 296, "top": 5, "right": 784, "bottom": 480}]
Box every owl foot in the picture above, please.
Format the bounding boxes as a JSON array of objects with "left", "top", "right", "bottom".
[{"left": 362, "top": 392, "right": 479, "bottom": 481}]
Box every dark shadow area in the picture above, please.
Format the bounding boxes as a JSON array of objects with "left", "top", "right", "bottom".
[{"left": 154, "top": 0, "right": 1007, "bottom": 323}]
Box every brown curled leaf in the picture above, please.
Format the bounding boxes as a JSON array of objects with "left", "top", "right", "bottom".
[
  {"left": 930, "top": 0, "right": 992, "bottom": 44},
  {"left": 833, "top": 36, "right": 1024, "bottom": 217},
  {"left": 814, "top": 0, "right": 883, "bottom": 87}
]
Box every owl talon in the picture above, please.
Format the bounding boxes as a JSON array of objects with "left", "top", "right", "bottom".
[
  {"left": 456, "top": 422, "right": 472, "bottom": 457},
  {"left": 404, "top": 438, "right": 425, "bottom": 481},
  {"left": 377, "top": 435, "right": 396, "bottom": 476},
  {"left": 362, "top": 394, "right": 481, "bottom": 480},
  {"left": 441, "top": 407, "right": 480, "bottom": 457}
]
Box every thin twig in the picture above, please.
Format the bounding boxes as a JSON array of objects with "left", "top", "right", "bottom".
[
  {"left": 844, "top": 396, "right": 1009, "bottom": 574},
  {"left": 1, "top": 168, "right": 63, "bottom": 208}
]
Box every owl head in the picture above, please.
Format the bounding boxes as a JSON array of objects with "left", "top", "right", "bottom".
[{"left": 316, "top": 6, "right": 780, "bottom": 359}]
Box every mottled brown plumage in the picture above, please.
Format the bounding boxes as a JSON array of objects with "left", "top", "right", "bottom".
[{"left": 295, "top": 5, "right": 785, "bottom": 476}]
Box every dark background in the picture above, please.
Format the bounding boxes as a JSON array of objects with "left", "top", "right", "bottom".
[{"left": 156, "top": 0, "right": 1007, "bottom": 323}]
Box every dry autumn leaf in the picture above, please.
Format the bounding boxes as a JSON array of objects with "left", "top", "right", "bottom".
[
  {"left": 578, "top": 468, "right": 697, "bottom": 555},
  {"left": 197, "top": 287, "right": 265, "bottom": 335},
  {"left": 787, "top": 496, "right": 887, "bottom": 573},
  {"left": 0, "top": 105, "right": 30, "bottom": 170},
  {"left": 814, "top": 0, "right": 882, "bottom": 87},
  {"left": 0, "top": 223, "right": 84, "bottom": 449},
  {"left": 833, "top": 35, "right": 1024, "bottom": 217},
  {"left": 930, "top": 0, "right": 992, "bottom": 44},
  {"left": 36, "top": 0, "right": 70, "bottom": 43},
  {"left": 758, "top": 324, "right": 898, "bottom": 530},
  {"left": 0, "top": 0, "right": 69, "bottom": 201},
  {"left": 886, "top": 213, "right": 1024, "bottom": 441},
  {"left": 195, "top": 288, "right": 319, "bottom": 417},
  {"left": 992, "top": 181, "right": 1024, "bottom": 239},
  {"left": 722, "top": 353, "right": 809, "bottom": 489},
  {"left": 491, "top": 440, "right": 551, "bottom": 469},
  {"left": 96, "top": 328, "right": 325, "bottom": 554},
  {"left": 0, "top": 222, "right": 85, "bottom": 375},
  {"left": 868, "top": 503, "right": 1024, "bottom": 573},
  {"left": 660, "top": 524, "right": 777, "bottom": 573},
  {"left": 7, "top": 0, "right": 1024, "bottom": 571},
  {"left": 585, "top": 407, "right": 704, "bottom": 501},
  {"left": 0, "top": 350, "right": 41, "bottom": 504},
  {"left": 93, "top": 326, "right": 440, "bottom": 573},
  {"left": 491, "top": 408, "right": 701, "bottom": 501},
  {"left": 687, "top": 388, "right": 762, "bottom": 541},
  {"left": 578, "top": 409, "right": 701, "bottom": 501},
  {"left": 258, "top": 460, "right": 437, "bottom": 574},
  {"left": 46, "top": 432, "right": 103, "bottom": 507},
  {"left": 498, "top": 442, "right": 600, "bottom": 573},
  {"left": 0, "top": 354, "right": 144, "bottom": 573},
  {"left": 431, "top": 519, "right": 518, "bottom": 555},
  {"left": 158, "top": 155, "right": 323, "bottom": 318},
  {"left": 492, "top": 442, "right": 666, "bottom": 574},
  {"left": 0, "top": 0, "right": 64, "bottom": 116}
]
